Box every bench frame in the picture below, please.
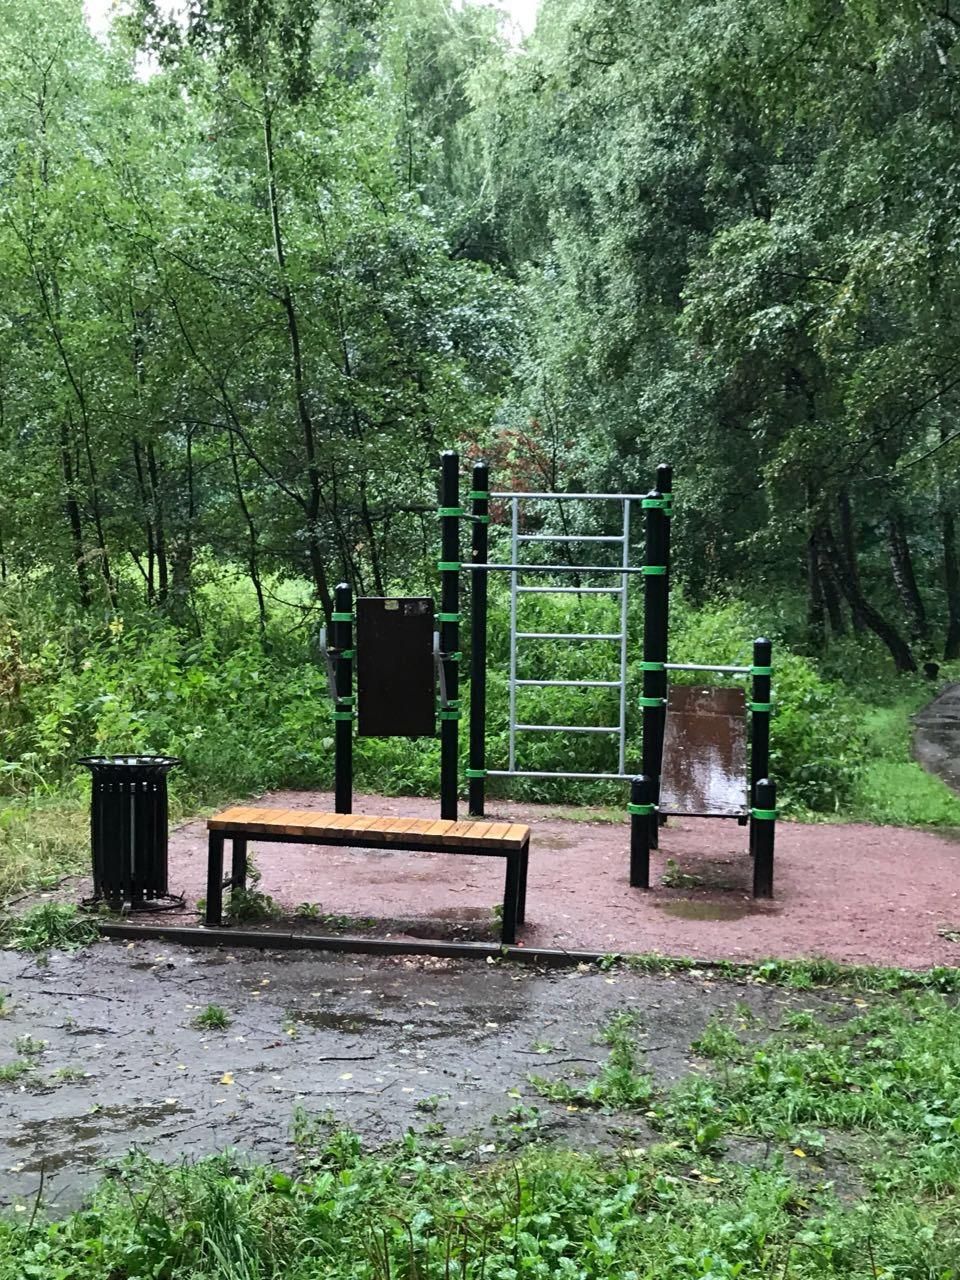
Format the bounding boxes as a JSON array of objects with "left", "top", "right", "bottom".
[{"left": 205, "top": 819, "right": 530, "bottom": 944}]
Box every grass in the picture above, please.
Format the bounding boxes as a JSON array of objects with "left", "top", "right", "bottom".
[
  {"left": 2, "top": 903, "right": 99, "bottom": 953},
  {"left": 848, "top": 696, "right": 960, "bottom": 827},
  {"left": 0, "top": 1058, "right": 31, "bottom": 1083},
  {"left": 530, "top": 1011, "right": 653, "bottom": 1110},
  {"left": 192, "top": 1003, "right": 232, "bottom": 1031},
  {"left": 2, "top": 986, "right": 960, "bottom": 1276}
]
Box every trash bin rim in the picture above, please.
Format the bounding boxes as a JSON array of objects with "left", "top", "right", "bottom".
[{"left": 78, "top": 755, "right": 181, "bottom": 770}]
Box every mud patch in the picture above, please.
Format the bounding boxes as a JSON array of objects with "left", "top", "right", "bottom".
[
  {"left": 0, "top": 940, "right": 841, "bottom": 1212},
  {"left": 656, "top": 899, "right": 753, "bottom": 922}
]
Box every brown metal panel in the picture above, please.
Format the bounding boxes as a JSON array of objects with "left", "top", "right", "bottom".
[
  {"left": 659, "top": 685, "right": 748, "bottom": 817},
  {"left": 357, "top": 597, "right": 435, "bottom": 738}
]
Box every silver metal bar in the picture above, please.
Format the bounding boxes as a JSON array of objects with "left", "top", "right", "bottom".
[
  {"left": 462, "top": 562, "right": 645, "bottom": 575},
  {"left": 516, "top": 533, "right": 625, "bottom": 543},
  {"left": 618, "top": 499, "right": 631, "bottom": 774},
  {"left": 490, "top": 491, "right": 648, "bottom": 501},
  {"left": 516, "top": 678, "right": 620, "bottom": 687},
  {"left": 517, "top": 586, "right": 623, "bottom": 595},
  {"left": 508, "top": 497, "right": 519, "bottom": 773},
  {"left": 486, "top": 769, "right": 633, "bottom": 781},
  {"left": 516, "top": 632, "right": 622, "bottom": 640},
  {"left": 664, "top": 662, "right": 751, "bottom": 674},
  {"left": 514, "top": 723, "right": 620, "bottom": 733}
]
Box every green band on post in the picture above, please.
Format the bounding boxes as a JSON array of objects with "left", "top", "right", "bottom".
[
  {"left": 335, "top": 696, "right": 355, "bottom": 706},
  {"left": 751, "top": 665, "right": 773, "bottom": 676},
  {"left": 437, "top": 561, "right": 460, "bottom": 571},
  {"left": 336, "top": 648, "right": 355, "bottom": 660},
  {"left": 333, "top": 711, "right": 353, "bottom": 721},
  {"left": 749, "top": 702, "right": 773, "bottom": 713},
  {"left": 437, "top": 611, "right": 460, "bottom": 622},
  {"left": 439, "top": 710, "right": 460, "bottom": 721},
  {"left": 638, "top": 696, "right": 665, "bottom": 707},
  {"left": 437, "top": 507, "right": 464, "bottom": 517},
  {"left": 468, "top": 490, "right": 489, "bottom": 500},
  {"left": 639, "top": 661, "right": 664, "bottom": 671},
  {"left": 627, "top": 802, "right": 655, "bottom": 816},
  {"left": 331, "top": 612, "right": 353, "bottom": 622},
  {"left": 442, "top": 651, "right": 463, "bottom": 662},
  {"left": 751, "top": 808, "right": 777, "bottom": 820},
  {"left": 641, "top": 498, "right": 669, "bottom": 510},
  {"left": 465, "top": 768, "right": 486, "bottom": 778},
  {"left": 469, "top": 514, "right": 490, "bottom": 524},
  {"left": 641, "top": 565, "right": 667, "bottom": 575}
]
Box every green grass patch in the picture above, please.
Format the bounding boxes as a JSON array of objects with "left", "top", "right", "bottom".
[
  {"left": 192, "top": 1003, "right": 232, "bottom": 1031},
  {"left": 2, "top": 903, "right": 98, "bottom": 953},
  {"left": 4, "top": 989, "right": 960, "bottom": 1276},
  {"left": 850, "top": 701, "right": 960, "bottom": 827}
]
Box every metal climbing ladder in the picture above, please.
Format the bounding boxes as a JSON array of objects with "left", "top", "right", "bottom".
[{"left": 466, "top": 489, "right": 647, "bottom": 785}]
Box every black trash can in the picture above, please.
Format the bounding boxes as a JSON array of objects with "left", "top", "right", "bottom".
[{"left": 79, "top": 756, "right": 181, "bottom": 909}]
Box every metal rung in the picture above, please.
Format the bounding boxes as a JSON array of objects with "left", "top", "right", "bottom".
[
  {"left": 665, "top": 662, "right": 751, "bottom": 675},
  {"left": 516, "top": 534, "right": 626, "bottom": 543},
  {"left": 516, "top": 678, "right": 620, "bottom": 688},
  {"left": 487, "top": 769, "right": 633, "bottom": 781},
  {"left": 463, "top": 562, "right": 642, "bottom": 575},
  {"left": 514, "top": 723, "right": 620, "bottom": 733},
  {"left": 517, "top": 586, "right": 623, "bottom": 595},
  {"left": 516, "top": 632, "right": 623, "bottom": 640},
  {"left": 491, "top": 491, "right": 647, "bottom": 501}
]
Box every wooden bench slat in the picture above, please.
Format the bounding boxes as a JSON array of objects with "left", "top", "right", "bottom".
[
  {"left": 208, "top": 806, "right": 529, "bottom": 850},
  {"left": 503, "top": 823, "right": 530, "bottom": 846}
]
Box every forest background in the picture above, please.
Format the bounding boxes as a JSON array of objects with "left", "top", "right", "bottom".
[{"left": 2, "top": 0, "right": 960, "bottom": 899}]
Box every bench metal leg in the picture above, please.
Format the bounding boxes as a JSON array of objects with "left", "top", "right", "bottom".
[
  {"left": 517, "top": 844, "right": 529, "bottom": 926},
  {"left": 206, "top": 831, "right": 225, "bottom": 926},
  {"left": 231, "top": 837, "right": 248, "bottom": 891},
  {"left": 501, "top": 853, "right": 520, "bottom": 945}
]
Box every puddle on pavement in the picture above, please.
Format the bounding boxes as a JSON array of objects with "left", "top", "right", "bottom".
[
  {"left": 292, "top": 1010, "right": 385, "bottom": 1033},
  {"left": 9, "top": 1102, "right": 192, "bottom": 1171},
  {"left": 655, "top": 899, "right": 751, "bottom": 922}
]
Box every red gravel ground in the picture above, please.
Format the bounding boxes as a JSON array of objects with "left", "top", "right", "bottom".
[{"left": 145, "top": 790, "right": 960, "bottom": 969}]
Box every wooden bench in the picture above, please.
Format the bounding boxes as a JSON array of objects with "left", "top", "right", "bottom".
[{"left": 205, "top": 808, "right": 531, "bottom": 944}]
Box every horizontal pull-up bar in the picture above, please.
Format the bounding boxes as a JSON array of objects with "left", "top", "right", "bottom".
[
  {"left": 491, "top": 490, "right": 646, "bottom": 501},
  {"left": 462, "top": 562, "right": 643, "bottom": 574},
  {"left": 515, "top": 723, "right": 620, "bottom": 733},
  {"left": 664, "top": 662, "right": 751, "bottom": 675},
  {"left": 516, "top": 631, "right": 622, "bottom": 640},
  {"left": 516, "top": 533, "right": 626, "bottom": 543},
  {"left": 517, "top": 585, "right": 624, "bottom": 595},
  {"left": 486, "top": 769, "right": 634, "bottom": 781},
  {"left": 516, "top": 678, "right": 620, "bottom": 688}
]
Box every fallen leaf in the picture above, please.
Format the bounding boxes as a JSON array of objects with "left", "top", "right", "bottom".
[
  {"left": 792, "top": 1148, "right": 806, "bottom": 1158},
  {"left": 220, "top": 1072, "right": 234, "bottom": 1086},
  {"left": 340, "top": 1072, "right": 353, "bottom": 1080}
]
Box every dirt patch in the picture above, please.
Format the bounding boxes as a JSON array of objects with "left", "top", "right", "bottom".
[
  {"left": 55, "top": 788, "right": 960, "bottom": 969},
  {"left": 0, "top": 941, "right": 842, "bottom": 1211}
]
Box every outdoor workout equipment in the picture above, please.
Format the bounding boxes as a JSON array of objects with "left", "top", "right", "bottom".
[
  {"left": 319, "top": 450, "right": 776, "bottom": 896},
  {"left": 455, "top": 451, "right": 776, "bottom": 898}
]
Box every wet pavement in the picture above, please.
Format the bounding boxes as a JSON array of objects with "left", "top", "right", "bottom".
[
  {"left": 914, "top": 682, "right": 960, "bottom": 794},
  {"left": 0, "top": 940, "right": 839, "bottom": 1212}
]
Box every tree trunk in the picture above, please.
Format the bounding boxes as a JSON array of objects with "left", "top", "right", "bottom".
[
  {"left": 60, "top": 421, "right": 90, "bottom": 609},
  {"left": 943, "top": 506, "right": 960, "bottom": 661},
  {"left": 819, "top": 551, "right": 846, "bottom": 638},
  {"left": 228, "top": 429, "right": 268, "bottom": 636},
  {"left": 147, "top": 443, "right": 168, "bottom": 605},
  {"left": 837, "top": 490, "right": 865, "bottom": 633},
  {"left": 262, "top": 102, "right": 332, "bottom": 620},
  {"left": 806, "top": 529, "right": 825, "bottom": 651},
  {"left": 132, "top": 440, "right": 155, "bottom": 604},
  {"left": 821, "top": 525, "right": 917, "bottom": 672},
  {"left": 886, "top": 510, "right": 928, "bottom": 644}
]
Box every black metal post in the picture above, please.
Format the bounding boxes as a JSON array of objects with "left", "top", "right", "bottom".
[
  {"left": 749, "top": 637, "right": 772, "bottom": 855},
  {"left": 333, "top": 582, "right": 354, "bottom": 814},
  {"left": 752, "top": 777, "right": 776, "bottom": 898},
  {"left": 641, "top": 480, "right": 669, "bottom": 848},
  {"left": 468, "top": 461, "right": 489, "bottom": 816},
  {"left": 629, "top": 775, "right": 654, "bottom": 888},
  {"left": 656, "top": 463, "right": 673, "bottom": 819},
  {"left": 439, "top": 451, "right": 461, "bottom": 820}
]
